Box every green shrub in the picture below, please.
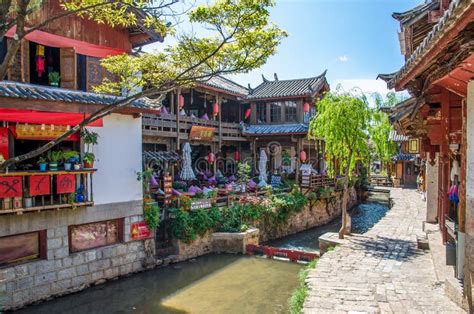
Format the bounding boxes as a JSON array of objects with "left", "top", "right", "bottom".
[{"left": 288, "top": 259, "right": 318, "bottom": 314}]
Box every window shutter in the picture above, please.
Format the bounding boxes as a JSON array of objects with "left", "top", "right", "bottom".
[
  {"left": 86, "top": 56, "right": 103, "bottom": 92},
  {"left": 60, "top": 47, "right": 77, "bottom": 90},
  {"left": 20, "top": 39, "right": 29, "bottom": 83}
]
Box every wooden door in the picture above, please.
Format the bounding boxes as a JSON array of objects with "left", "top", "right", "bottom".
[{"left": 60, "top": 48, "right": 76, "bottom": 90}]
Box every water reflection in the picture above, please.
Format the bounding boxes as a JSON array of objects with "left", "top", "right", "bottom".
[{"left": 16, "top": 255, "right": 301, "bottom": 314}]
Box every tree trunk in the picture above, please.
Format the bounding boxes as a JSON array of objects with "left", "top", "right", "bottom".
[{"left": 338, "top": 149, "right": 353, "bottom": 239}]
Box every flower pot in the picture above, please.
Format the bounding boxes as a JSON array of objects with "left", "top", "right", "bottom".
[
  {"left": 50, "top": 82, "right": 59, "bottom": 87},
  {"left": 64, "top": 163, "right": 72, "bottom": 171},
  {"left": 49, "top": 162, "right": 58, "bottom": 171},
  {"left": 73, "top": 164, "right": 81, "bottom": 170},
  {"left": 24, "top": 197, "right": 33, "bottom": 208},
  {"left": 84, "top": 160, "right": 94, "bottom": 169},
  {"left": 39, "top": 162, "right": 47, "bottom": 172}
]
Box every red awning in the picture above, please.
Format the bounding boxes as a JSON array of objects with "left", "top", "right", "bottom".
[
  {"left": 0, "top": 108, "right": 103, "bottom": 127},
  {"left": 6, "top": 26, "right": 127, "bottom": 58}
]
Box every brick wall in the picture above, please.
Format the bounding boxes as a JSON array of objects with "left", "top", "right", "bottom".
[{"left": 0, "top": 203, "right": 151, "bottom": 311}]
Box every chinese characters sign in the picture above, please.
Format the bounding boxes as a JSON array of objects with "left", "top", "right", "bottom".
[
  {"left": 189, "top": 126, "right": 215, "bottom": 142},
  {"left": 29, "top": 175, "right": 50, "bottom": 196},
  {"left": 0, "top": 176, "right": 22, "bottom": 198},
  {"left": 130, "top": 222, "right": 152, "bottom": 240},
  {"left": 56, "top": 174, "right": 75, "bottom": 194}
]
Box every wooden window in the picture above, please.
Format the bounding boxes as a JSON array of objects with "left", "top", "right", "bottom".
[
  {"left": 256, "top": 102, "right": 267, "bottom": 123},
  {"left": 270, "top": 102, "right": 282, "bottom": 123},
  {"left": 69, "top": 219, "right": 123, "bottom": 253},
  {"left": 60, "top": 48, "right": 77, "bottom": 90},
  {"left": 408, "top": 139, "right": 419, "bottom": 153},
  {"left": 0, "top": 231, "right": 46, "bottom": 266},
  {"left": 285, "top": 101, "right": 297, "bottom": 122}
]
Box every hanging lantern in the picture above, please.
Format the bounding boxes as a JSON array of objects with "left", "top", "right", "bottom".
[
  {"left": 207, "top": 152, "right": 216, "bottom": 163},
  {"left": 234, "top": 151, "right": 240, "bottom": 161},
  {"left": 300, "top": 150, "right": 307, "bottom": 162},
  {"left": 213, "top": 102, "right": 219, "bottom": 116},
  {"left": 178, "top": 95, "right": 185, "bottom": 109},
  {"left": 245, "top": 108, "right": 252, "bottom": 119},
  {"left": 303, "top": 102, "right": 310, "bottom": 113}
]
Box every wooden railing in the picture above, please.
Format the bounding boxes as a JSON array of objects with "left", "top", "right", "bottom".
[
  {"left": 300, "top": 174, "right": 336, "bottom": 189},
  {"left": 142, "top": 113, "right": 245, "bottom": 141},
  {"left": 368, "top": 175, "right": 393, "bottom": 187},
  {"left": 0, "top": 170, "right": 95, "bottom": 215}
]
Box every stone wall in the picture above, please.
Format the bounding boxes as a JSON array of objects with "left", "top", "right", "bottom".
[
  {"left": 173, "top": 231, "right": 213, "bottom": 263},
  {"left": 212, "top": 228, "right": 259, "bottom": 254},
  {"left": 0, "top": 202, "right": 151, "bottom": 311},
  {"left": 258, "top": 187, "right": 357, "bottom": 243}
]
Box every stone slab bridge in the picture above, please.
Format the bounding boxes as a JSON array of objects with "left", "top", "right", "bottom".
[{"left": 304, "top": 188, "right": 465, "bottom": 313}]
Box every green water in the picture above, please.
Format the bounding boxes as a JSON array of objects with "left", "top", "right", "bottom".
[{"left": 16, "top": 254, "right": 302, "bottom": 314}]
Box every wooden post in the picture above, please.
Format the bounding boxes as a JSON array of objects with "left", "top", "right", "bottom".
[
  {"left": 176, "top": 89, "right": 181, "bottom": 149},
  {"left": 296, "top": 138, "right": 301, "bottom": 184},
  {"left": 218, "top": 95, "right": 222, "bottom": 151},
  {"left": 460, "top": 98, "right": 466, "bottom": 233}
]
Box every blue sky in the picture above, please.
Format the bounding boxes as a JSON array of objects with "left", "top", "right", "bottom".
[{"left": 147, "top": 0, "right": 421, "bottom": 95}]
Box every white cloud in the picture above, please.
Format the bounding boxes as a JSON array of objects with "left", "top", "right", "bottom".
[{"left": 338, "top": 55, "right": 349, "bottom": 62}]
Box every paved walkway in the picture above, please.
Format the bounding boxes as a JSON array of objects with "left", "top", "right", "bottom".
[{"left": 304, "top": 188, "right": 465, "bottom": 313}]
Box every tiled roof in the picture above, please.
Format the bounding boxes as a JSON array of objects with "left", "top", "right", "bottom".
[
  {"left": 392, "top": 1, "right": 439, "bottom": 24},
  {"left": 199, "top": 76, "right": 249, "bottom": 97},
  {"left": 379, "top": 0, "right": 471, "bottom": 89},
  {"left": 389, "top": 130, "right": 410, "bottom": 142},
  {"left": 388, "top": 97, "right": 417, "bottom": 123},
  {"left": 242, "top": 123, "right": 308, "bottom": 136},
  {"left": 391, "top": 153, "right": 416, "bottom": 161},
  {"left": 0, "top": 81, "right": 156, "bottom": 110},
  {"left": 247, "top": 70, "right": 328, "bottom": 100}
]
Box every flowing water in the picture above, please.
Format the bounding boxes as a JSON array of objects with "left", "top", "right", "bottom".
[
  {"left": 15, "top": 255, "right": 302, "bottom": 314},
  {"left": 15, "top": 191, "right": 389, "bottom": 314}
]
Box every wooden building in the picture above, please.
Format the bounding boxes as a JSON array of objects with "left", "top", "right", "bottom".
[
  {"left": 388, "top": 129, "right": 421, "bottom": 188},
  {"left": 379, "top": 0, "right": 474, "bottom": 309}
]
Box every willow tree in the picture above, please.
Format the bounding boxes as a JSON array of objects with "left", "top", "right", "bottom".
[
  {"left": 0, "top": 0, "right": 287, "bottom": 170},
  {"left": 308, "top": 92, "right": 370, "bottom": 238}
]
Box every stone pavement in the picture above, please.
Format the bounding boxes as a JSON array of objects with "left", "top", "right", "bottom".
[{"left": 304, "top": 188, "right": 465, "bottom": 313}]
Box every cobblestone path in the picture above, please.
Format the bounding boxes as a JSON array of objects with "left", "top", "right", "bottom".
[{"left": 304, "top": 188, "right": 465, "bottom": 313}]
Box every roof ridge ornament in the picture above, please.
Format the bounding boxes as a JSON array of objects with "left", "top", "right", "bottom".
[
  {"left": 274, "top": 73, "right": 279, "bottom": 81},
  {"left": 262, "top": 74, "right": 268, "bottom": 83}
]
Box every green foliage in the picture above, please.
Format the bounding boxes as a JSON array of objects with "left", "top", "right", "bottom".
[
  {"left": 48, "top": 71, "right": 60, "bottom": 84},
  {"left": 83, "top": 152, "right": 95, "bottom": 163},
  {"left": 170, "top": 206, "right": 221, "bottom": 243},
  {"left": 318, "top": 186, "right": 334, "bottom": 199},
  {"left": 288, "top": 259, "right": 318, "bottom": 314},
  {"left": 47, "top": 151, "right": 63, "bottom": 163},
  {"left": 308, "top": 91, "right": 370, "bottom": 179},
  {"left": 236, "top": 162, "right": 251, "bottom": 185},
  {"left": 81, "top": 129, "right": 99, "bottom": 146},
  {"left": 63, "top": 151, "right": 79, "bottom": 161},
  {"left": 94, "top": 0, "right": 287, "bottom": 95},
  {"left": 144, "top": 202, "right": 160, "bottom": 230}
]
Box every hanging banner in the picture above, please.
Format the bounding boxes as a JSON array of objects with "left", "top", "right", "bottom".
[
  {"left": 29, "top": 175, "right": 51, "bottom": 196},
  {"left": 15, "top": 124, "right": 79, "bottom": 141},
  {"left": 189, "top": 126, "right": 215, "bottom": 142},
  {"left": 56, "top": 174, "right": 75, "bottom": 194},
  {"left": 130, "top": 222, "right": 152, "bottom": 240},
  {"left": 0, "top": 176, "right": 22, "bottom": 198}
]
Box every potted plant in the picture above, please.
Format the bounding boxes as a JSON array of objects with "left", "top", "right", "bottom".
[
  {"left": 81, "top": 129, "right": 98, "bottom": 169},
  {"left": 47, "top": 151, "right": 62, "bottom": 171},
  {"left": 37, "top": 156, "right": 48, "bottom": 171},
  {"left": 48, "top": 71, "right": 60, "bottom": 87},
  {"left": 236, "top": 162, "right": 251, "bottom": 193},
  {"left": 83, "top": 152, "right": 95, "bottom": 169},
  {"left": 63, "top": 151, "right": 79, "bottom": 171}
]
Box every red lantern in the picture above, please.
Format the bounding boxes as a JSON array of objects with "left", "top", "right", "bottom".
[
  {"left": 245, "top": 108, "right": 251, "bottom": 119},
  {"left": 300, "top": 150, "right": 307, "bottom": 162},
  {"left": 303, "top": 102, "right": 310, "bottom": 113},
  {"left": 207, "top": 152, "right": 216, "bottom": 163},
  {"left": 178, "top": 95, "right": 185, "bottom": 109},
  {"left": 234, "top": 151, "right": 240, "bottom": 161},
  {"left": 213, "top": 102, "right": 219, "bottom": 116}
]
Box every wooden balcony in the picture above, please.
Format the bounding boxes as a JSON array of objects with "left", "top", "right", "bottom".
[
  {"left": 300, "top": 174, "right": 336, "bottom": 189},
  {"left": 142, "top": 113, "right": 246, "bottom": 142},
  {"left": 0, "top": 170, "right": 95, "bottom": 215}
]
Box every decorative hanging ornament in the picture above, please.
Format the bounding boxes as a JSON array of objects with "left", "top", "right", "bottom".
[
  {"left": 245, "top": 108, "right": 252, "bottom": 119},
  {"left": 178, "top": 95, "right": 185, "bottom": 109},
  {"left": 213, "top": 102, "right": 219, "bottom": 116},
  {"left": 234, "top": 151, "right": 240, "bottom": 161},
  {"left": 303, "top": 102, "right": 310, "bottom": 113},
  {"left": 207, "top": 152, "right": 216, "bottom": 163},
  {"left": 300, "top": 150, "right": 307, "bottom": 162}
]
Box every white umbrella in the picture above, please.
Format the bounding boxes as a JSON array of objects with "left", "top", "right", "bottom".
[
  {"left": 180, "top": 143, "right": 196, "bottom": 181},
  {"left": 258, "top": 149, "right": 268, "bottom": 183}
]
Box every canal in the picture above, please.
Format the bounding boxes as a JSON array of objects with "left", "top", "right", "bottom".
[{"left": 15, "top": 191, "right": 389, "bottom": 313}]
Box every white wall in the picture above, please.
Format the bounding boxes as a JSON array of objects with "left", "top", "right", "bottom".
[{"left": 87, "top": 113, "right": 143, "bottom": 205}]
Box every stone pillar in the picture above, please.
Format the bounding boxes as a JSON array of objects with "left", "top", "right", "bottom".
[
  {"left": 464, "top": 80, "right": 474, "bottom": 308},
  {"left": 425, "top": 154, "right": 439, "bottom": 223}
]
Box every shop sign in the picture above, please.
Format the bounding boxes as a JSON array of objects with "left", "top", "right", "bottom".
[
  {"left": 29, "top": 175, "right": 51, "bottom": 196},
  {"left": 190, "top": 199, "right": 212, "bottom": 211},
  {"left": 56, "top": 174, "right": 75, "bottom": 194},
  {"left": 0, "top": 176, "right": 22, "bottom": 198},
  {"left": 16, "top": 124, "right": 70, "bottom": 140},
  {"left": 130, "top": 221, "right": 152, "bottom": 240},
  {"left": 189, "top": 126, "right": 215, "bottom": 142}
]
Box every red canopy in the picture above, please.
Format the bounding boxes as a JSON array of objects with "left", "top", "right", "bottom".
[
  {"left": 6, "top": 26, "right": 127, "bottom": 58},
  {"left": 0, "top": 108, "right": 103, "bottom": 127}
]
